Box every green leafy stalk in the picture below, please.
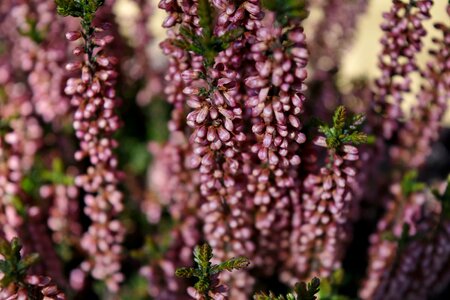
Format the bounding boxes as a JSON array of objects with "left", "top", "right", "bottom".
[
  {"left": 400, "top": 171, "right": 425, "bottom": 197},
  {"left": 55, "top": 0, "right": 104, "bottom": 24},
  {"left": 0, "top": 237, "right": 39, "bottom": 288},
  {"left": 175, "top": 243, "right": 250, "bottom": 299},
  {"left": 318, "top": 106, "right": 367, "bottom": 150}
]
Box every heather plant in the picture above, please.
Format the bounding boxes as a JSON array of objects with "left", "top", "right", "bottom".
[
  {"left": 0, "top": 237, "right": 65, "bottom": 299},
  {"left": 0, "top": 0, "right": 449, "bottom": 299}
]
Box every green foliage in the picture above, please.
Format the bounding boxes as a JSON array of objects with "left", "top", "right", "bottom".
[
  {"left": 319, "top": 270, "right": 350, "bottom": 300},
  {"left": 295, "top": 277, "right": 321, "bottom": 300},
  {"left": 175, "top": 243, "right": 250, "bottom": 298},
  {"left": 118, "top": 274, "right": 152, "bottom": 300},
  {"left": 55, "top": 0, "right": 104, "bottom": 22},
  {"left": 0, "top": 237, "right": 39, "bottom": 287},
  {"left": 262, "top": 0, "right": 308, "bottom": 26},
  {"left": 211, "top": 256, "right": 251, "bottom": 274},
  {"left": 21, "top": 158, "right": 74, "bottom": 198},
  {"left": 318, "top": 106, "right": 367, "bottom": 150},
  {"left": 400, "top": 171, "right": 425, "bottom": 197},
  {"left": 18, "top": 18, "right": 45, "bottom": 44},
  {"left": 253, "top": 277, "right": 320, "bottom": 300},
  {"left": 198, "top": 0, "right": 213, "bottom": 37},
  {"left": 172, "top": 0, "right": 244, "bottom": 67}
]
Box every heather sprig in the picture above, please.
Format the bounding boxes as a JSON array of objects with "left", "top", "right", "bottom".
[
  {"left": 253, "top": 277, "right": 320, "bottom": 300},
  {"left": 0, "top": 237, "right": 66, "bottom": 299},
  {"left": 57, "top": 0, "right": 125, "bottom": 291},
  {"left": 0, "top": 237, "right": 39, "bottom": 287},
  {"left": 176, "top": 243, "right": 250, "bottom": 299},
  {"left": 318, "top": 106, "right": 367, "bottom": 150}
]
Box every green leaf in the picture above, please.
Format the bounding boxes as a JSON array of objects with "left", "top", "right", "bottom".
[
  {"left": 211, "top": 256, "right": 250, "bottom": 274},
  {"left": 333, "top": 106, "right": 346, "bottom": 131},
  {"left": 55, "top": 0, "right": 104, "bottom": 21},
  {"left": 0, "top": 237, "right": 39, "bottom": 288},
  {"left": 198, "top": 0, "right": 214, "bottom": 38},
  {"left": 18, "top": 18, "right": 46, "bottom": 44},
  {"left": 175, "top": 267, "right": 197, "bottom": 278},
  {"left": 401, "top": 171, "right": 425, "bottom": 197},
  {"left": 195, "top": 277, "right": 210, "bottom": 294},
  {"left": 193, "top": 243, "right": 213, "bottom": 271},
  {"left": 294, "top": 277, "right": 320, "bottom": 300}
]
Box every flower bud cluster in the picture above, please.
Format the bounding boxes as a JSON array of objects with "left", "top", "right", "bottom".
[
  {"left": 285, "top": 138, "right": 360, "bottom": 282},
  {"left": 0, "top": 69, "right": 42, "bottom": 240},
  {"left": 373, "top": 0, "right": 433, "bottom": 139},
  {"left": 309, "top": 0, "right": 368, "bottom": 72},
  {"left": 391, "top": 16, "right": 450, "bottom": 168},
  {"left": 3, "top": 0, "right": 74, "bottom": 125},
  {"left": 158, "top": 1, "right": 265, "bottom": 297},
  {"left": 63, "top": 21, "right": 125, "bottom": 291},
  {"left": 360, "top": 182, "right": 450, "bottom": 300},
  {"left": 0, "top": 275, "right": 66, "bottom": 300},
  {"left": 40, "top": 184, "right": 82, "bottom": 248}
]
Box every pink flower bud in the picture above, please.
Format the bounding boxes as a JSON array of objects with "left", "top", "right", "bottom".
[{"left": 66, "top": 31, "right": 82, "bottom": 41}]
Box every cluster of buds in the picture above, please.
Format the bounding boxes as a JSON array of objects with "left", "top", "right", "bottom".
[
  {"left": 3, "top": 0, "right": 73, "bottom": 126},
  {"left": 390, "top": 15, "right": 450, "bottom": 169},
  {"left": 0, "top": 67, "right": 43, "bottom": 242},
  {"left": 309, "top": 0, "right": 368, "bottom": 72},
  {"left": 158, "top": 1, "right": 266, "bottom": 297},
  {"left": 373, "top": 0, "right": 433, "bottom": 139},
  {"left": 285, "top": 107, "right": 366, "bottom": 282},
  {"left": 240, "top": 12, "right": 309, "bottom": 276},
  {"left": 157, "top": 1, "right": 369, "bottom": 297},
  {"left": 140, "top": 137, "right": 202, "bottom": 299},
  {"left": 61, "top": 2, "right": 125, "bottom": 291},
  {"left": 360, "top": 178, "right": 450, "bottom": 300},
  {"left": 40, "top": 183, "right": 82, "bottom": 250}
]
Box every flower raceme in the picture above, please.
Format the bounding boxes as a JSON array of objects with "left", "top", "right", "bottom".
[{"left": 58, "top": 0, "right": 125, "bottom": 292}]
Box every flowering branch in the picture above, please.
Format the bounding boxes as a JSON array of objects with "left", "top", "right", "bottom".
[
  {"left": 56, "top": 0, "right": 125, "bottom": 292},
  {"left": 0, "top": 237, "right": 65, "bottom": 299}
]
